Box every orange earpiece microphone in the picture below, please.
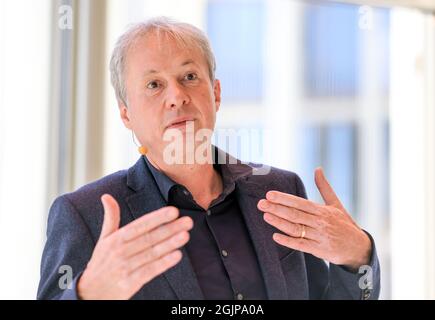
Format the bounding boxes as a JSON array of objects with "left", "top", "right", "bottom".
[
  {"left": 132, "top": 131, "right": 148, "bottom": 155},
  {"left": 138, "top": 146, "right": 148, "bottom": 155}
]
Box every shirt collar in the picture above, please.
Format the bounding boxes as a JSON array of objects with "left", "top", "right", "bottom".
[
  {"left": 143, "top": 155, "right": 177, "bottom": 202},
  {"left": 143, "top": 145, "right": 251, "bottom": 202}
]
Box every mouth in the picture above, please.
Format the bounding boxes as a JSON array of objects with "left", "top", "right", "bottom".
[{"left": 165, "top": 117, "right": 195, "bottom": 130}]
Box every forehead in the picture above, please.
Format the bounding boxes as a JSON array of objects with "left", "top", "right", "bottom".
[{"left": 126, "top": 32, "right": 207, "bottom": 74}]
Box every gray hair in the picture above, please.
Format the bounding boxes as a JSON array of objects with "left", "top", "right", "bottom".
[{"left": 109, "top": 16, "right": 217, "bottom": 106}]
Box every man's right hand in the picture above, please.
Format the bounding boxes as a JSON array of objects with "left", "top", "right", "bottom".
[{"left": 77, "top": 194, "right": 193, "bottom": 300}]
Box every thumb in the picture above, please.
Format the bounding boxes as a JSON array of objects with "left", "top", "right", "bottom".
[
  {"left": 314, "top": 167, "right": 344, "bottom": 210},
  {"left": 99, "top": 194, "right": 121, "bottom": 239}
]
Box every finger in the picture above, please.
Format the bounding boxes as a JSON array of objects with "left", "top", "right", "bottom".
[
  {"left": 120, "top": 206, "right": 179, "bottom": 242},
  {"left": 314, "top": 167, "right": 345, "bottom": 211},
  {"left": 100, "top": 194, "right": 121, "bottom": 239},
  {"left": 272, "top": 233, "right": 318, "bottom": 255},
  {"left": 122, "top": 216, "right": 193, "bottom": 257},
  {"left": 265, "top": 191, "right": 323, "bottom": 216},
  {"left": 263, "top": 213, "right": 321, "bottom": 242},
  {"left": 127, "top": 231, "right": 190, "bottom": 273},
  {"left": 128, "top": 250, "right": 183, "bottom": 293},
  {"left": 258, "top": 199, "right": 319, "bottom": 228}
]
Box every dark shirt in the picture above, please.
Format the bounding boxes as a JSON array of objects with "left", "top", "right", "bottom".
[{"left": 143, "top": 156, "right": 267, "bottom": 300}]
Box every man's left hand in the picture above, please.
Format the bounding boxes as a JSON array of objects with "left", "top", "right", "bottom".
[{"left": 257, "top": 167, "right": 372, "bottom": 271}]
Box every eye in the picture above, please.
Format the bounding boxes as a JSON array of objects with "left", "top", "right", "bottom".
[
  {"left": 146, "top": 81, "right": 159, "bottom": 89},
  {"left": 184, "top": 73, "right": 198, "bottom": 81}
]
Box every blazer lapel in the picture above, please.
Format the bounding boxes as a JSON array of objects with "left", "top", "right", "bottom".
[
  {"left": 235, "top": 173, "right": 289, "bottom": 300},
  {"left": 213, "top": 147, "right": 292, "bottom": 299},
  {"left": 125, "top": 156, "right": 204, "bottom": 300}
]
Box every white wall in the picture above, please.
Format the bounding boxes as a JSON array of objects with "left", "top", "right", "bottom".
[{"left": 0, "top": 0, "right": 51, "bottom": 299}]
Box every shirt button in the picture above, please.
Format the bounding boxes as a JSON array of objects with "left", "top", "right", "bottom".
[
  {"left": 206, "top": 210, "right": 211, "bottom": 216},
  {"left": 221, "top": 250, "right": 228, "bottom": 257},
  {"left": 236, "top": 293, "right": 244, "bottom": 300}
]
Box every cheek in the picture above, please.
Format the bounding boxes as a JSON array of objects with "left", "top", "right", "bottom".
[
  {"left": 129, "top": 103, "right": 159, "bottom": 135},
  {"left": 203, "top": 92, "right": 218, "bottom": 119},
  {"left": 196, "top": 87, "right": 216, "bottom": 109}
]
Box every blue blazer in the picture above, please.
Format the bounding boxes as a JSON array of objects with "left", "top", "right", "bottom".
[{"left": 37, "top": 152, "right": 380, "bottom": 300}]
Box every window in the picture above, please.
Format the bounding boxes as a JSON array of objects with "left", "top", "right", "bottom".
[
  {"left": 207, "top": 0, "right": 264, "bottom": 102},
  {"left": 101, "top": 0, "right": 435, "bottom": 299}
]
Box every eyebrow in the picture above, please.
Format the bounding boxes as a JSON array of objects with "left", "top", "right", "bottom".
[{"left": 142, "top": 59, "right": 196, "bottom": 78}]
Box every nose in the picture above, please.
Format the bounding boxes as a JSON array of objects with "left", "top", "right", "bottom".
[{"left": 165, "top": 80, "right": 190, "bottom": 109}]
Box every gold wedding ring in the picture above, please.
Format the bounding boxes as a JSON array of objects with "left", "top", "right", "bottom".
[{"left": 300, "top": 224, "right": 306, "bottom": 239}]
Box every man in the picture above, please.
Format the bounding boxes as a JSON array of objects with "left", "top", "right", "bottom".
[{"left": 37, "top": 17, "right": 380, "bottom": 300}]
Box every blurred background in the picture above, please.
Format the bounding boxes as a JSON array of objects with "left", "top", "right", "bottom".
[{"left": 0, "top": 0, "right": 434, "bottom": 299}]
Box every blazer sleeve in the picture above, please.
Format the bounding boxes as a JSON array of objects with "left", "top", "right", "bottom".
[
  {"left": 37, "top": 195, "right": 96, "bottom": 300},
  {"left": 294, "top": 174, "right": 381, "bottom": 300}
]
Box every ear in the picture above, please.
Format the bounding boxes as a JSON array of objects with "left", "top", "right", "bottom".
[
  {"left": 119, "top": 101, "right": 132, "bottom": 130},
  {"left": 213, "top": 79, "right": 221, "bottom": 112}
]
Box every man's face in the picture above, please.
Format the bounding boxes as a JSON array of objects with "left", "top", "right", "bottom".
[{"left": 119, "top": 32, "right": 221, "bottom": 161}]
